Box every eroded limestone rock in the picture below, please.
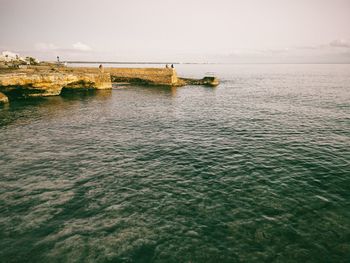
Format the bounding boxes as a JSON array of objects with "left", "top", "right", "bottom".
[
  {"left": 178, "top": 76, "right": 220, "bottom": 87},
  {"left": 0, "top": 92, "right": 9, "bottom": 104},
  {"left": 0, "top": 71, "right": 112, "bottom": 100},
  {"left": 107, "top": 68, "right": 178, "bottom": 86}
]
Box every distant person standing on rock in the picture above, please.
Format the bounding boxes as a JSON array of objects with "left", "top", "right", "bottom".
[
  {"left": 165, "top": 64, "right": 169, "bottom": 68},
  {"left": 171, "top": 64, "right": 174, "bottom": 68},
  {"left": 99, "top": 64, "right": 104, "bottom": 72},
  {"left": 57, "top": 56, "right": 60, "bottom": 63}
]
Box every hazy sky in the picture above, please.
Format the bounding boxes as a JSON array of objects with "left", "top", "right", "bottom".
[{"left": 1, "top": 0, "right": 350, "bottom": 62}]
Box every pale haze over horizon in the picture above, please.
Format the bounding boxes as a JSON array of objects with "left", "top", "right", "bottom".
[{"left": 1, "top": 0, "right": 350, "bottom": 63}]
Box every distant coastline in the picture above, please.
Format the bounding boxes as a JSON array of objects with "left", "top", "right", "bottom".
[
  {"left": 65, "top": 61, "right": 350, "bottom": 65},
  {"left": 65, "top": 61, "right": 215, "bottom": 65}
]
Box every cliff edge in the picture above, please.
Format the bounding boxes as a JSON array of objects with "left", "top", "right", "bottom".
[{"left": 0, "top": 69, "right": 111, "bottom": 100}]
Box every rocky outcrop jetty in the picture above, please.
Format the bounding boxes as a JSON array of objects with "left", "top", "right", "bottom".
[
  {"left": 0, "top": 65, "right": 219, "bottom": 103},
  {"left": 108, "top": 68, "right": 178, "bottom": 86},
  {"left": 107, "top": 68, "right": 219, "bottom": 87}
]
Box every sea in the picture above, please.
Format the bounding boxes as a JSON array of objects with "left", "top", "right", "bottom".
[{"left": 0, "top": 64, "right": 349, "bottom": 263}]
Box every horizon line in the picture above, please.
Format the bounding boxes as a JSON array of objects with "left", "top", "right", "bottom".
[{"left": 63, "top": 61, "right": 350, "bottom": 65}]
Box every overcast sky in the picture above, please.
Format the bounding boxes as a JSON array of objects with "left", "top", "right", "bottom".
[{"left": 1, "top": 0, "right": 350, "bottom": 62}]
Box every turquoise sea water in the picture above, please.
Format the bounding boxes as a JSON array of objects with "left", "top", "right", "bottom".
[{"left": 0, "top": 64, "right": 349, "bottom": 262}]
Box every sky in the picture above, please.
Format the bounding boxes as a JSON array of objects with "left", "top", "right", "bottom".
[{"left": 0, "top": 0, "right": 350, "bottom": 63}]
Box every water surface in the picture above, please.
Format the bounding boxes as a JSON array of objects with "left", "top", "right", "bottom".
[{"left": 0, "top": 64, "right": 349, "bottom": 262}]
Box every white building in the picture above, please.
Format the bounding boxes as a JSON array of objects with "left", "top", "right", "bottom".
[{"left": 0, "top": 51, "right": 25, "bottom": 62}]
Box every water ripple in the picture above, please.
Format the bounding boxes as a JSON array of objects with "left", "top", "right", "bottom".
[{"left": 0, "top": 64, "right": 349, "bottom": 262}]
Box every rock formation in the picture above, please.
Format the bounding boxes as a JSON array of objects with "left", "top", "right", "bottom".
[
  {"left": 0, "top": 92, "right": 9, "bottom": 104},
  {"left": 106, "top": 68, "right": 219, "bottom": 87},
  {"left": 178, "top": 76, "right": 220, "bottom": 87},
  {"left": 107, "top": 68, "right": 178, "bottom": 86},
  {"left": 0, "top": 70, "right": 112, "bottom": 100},
  {"left": 0, "top": 65, "right": 219, "bottom": 103}
]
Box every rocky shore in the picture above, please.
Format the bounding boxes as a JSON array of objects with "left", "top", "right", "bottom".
[{"left": 0, "top": 65, "right": 219, "bottom": 103}]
